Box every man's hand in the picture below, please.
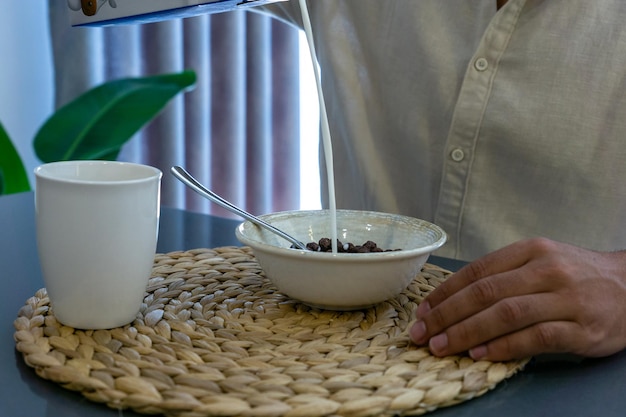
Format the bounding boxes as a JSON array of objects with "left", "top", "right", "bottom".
[{"left": 409, "top": 238, "right": 626, "bottom": 361}]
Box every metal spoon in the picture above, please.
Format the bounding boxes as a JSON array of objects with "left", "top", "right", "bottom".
[{"left": 171, "top": 166, "right": 308, "bottom": 250}]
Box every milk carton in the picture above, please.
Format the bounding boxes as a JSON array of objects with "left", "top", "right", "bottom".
[{"left": 68, "top": 0, "right": 287, "bottom": 26}]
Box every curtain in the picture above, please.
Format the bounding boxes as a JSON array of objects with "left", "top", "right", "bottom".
[{"left": 48, "top": 1, "right": 301, "bottom": 219}]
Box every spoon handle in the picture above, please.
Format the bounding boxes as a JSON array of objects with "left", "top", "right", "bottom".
[{"left": 170, "top": 166, "right": 307, "bottom": 250}]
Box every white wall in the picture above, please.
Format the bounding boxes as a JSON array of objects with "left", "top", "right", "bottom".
[{"left": 0, "top": 1, "right": 54, "bottom": 187}]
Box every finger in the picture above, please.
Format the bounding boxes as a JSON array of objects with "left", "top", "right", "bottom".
[
  {"left": 466, "top": 320, "right": 585, "bottom": 361},
  {"left": 422, "top": 238, "right": 558, "bottom": 313},
  {"left": 411, "top": 267, "right": 554, "bottom": 345},
  {"left": 423, "top": 292, "right": 572, "bottom": 357},
  {"left": 421, "top": 243, "right": 530, "bottom": 313}
]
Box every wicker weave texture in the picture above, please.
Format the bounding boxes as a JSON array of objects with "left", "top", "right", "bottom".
[{"left": 14, "top": 247, "right": 528, "bottom": 417}]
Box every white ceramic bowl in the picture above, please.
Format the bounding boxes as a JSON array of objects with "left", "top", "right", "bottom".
[{"left": 235, "top": 209, "right": 447, "bottom": 310}]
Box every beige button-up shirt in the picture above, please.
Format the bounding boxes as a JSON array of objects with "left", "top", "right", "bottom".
[{"left": 260, "top": 0, "right": 626, "bottom": 260}]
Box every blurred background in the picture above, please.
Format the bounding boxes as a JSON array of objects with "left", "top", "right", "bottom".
[{"left": 0, "top": 0, "right": 320, "bottom": 216}]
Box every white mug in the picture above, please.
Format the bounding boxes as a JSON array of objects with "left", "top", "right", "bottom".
[{"left": 34, "top": 161, "right": 161, "bottom": 329}]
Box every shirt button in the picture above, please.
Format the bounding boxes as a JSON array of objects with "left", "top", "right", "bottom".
[
  {"left": 450, "top": 148, "right": 465, "bottom": 162},
  {"left": 474, "top": 57, "right": 488, "bottom": 71}
]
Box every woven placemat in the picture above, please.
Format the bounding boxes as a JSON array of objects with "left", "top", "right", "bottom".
[{"left": 14, "top": 247, "right": 528, "bottom": 417}]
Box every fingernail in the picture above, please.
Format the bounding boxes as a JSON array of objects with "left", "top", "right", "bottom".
[
  {"left": 469, "top": 345, "right": 488, "bottom": 360},
  {"left": 409, "top": 320, "right": 427, "bottom": 343},
  {"left": 429, "top": 333, "right": 448, "bottom": 355},
  {"left": 416, "top": 300, "right": 431, "bottom": 318}
]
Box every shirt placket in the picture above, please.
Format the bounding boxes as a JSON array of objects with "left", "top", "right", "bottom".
[{"left": 434, "top": 0, "right": 526, "bottom": 258}]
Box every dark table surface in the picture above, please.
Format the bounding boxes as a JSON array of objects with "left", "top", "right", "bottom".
[{"left": 2, "top": 191, "right": 625, "bottom": 417}]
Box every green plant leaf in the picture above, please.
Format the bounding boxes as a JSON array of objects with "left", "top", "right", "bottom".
[
  {"left": 34, "top": 70, "right": 197, "bottom": 162},
  {"left": 0, "top": 120, "right": 31, "bottom": 195}
]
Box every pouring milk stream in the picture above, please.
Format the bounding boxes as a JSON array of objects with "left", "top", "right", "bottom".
[{"left": 299, "top": 0, "right": 339, "bottom": 253}]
